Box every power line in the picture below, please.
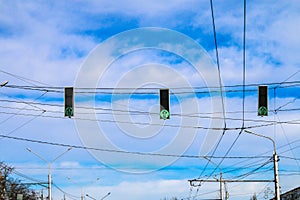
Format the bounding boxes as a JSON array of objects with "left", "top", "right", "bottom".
[
  {"left": 222, "top": 157, "right": 272, "bottom": 176},
  {"left": 209, "top": 0, "right": 226, "bottom": 126},
  {"left": 242, "top": 0, "right": 247, "bottom": 127},
  {"left": 2, "top": 110, "right": 300, "bottom": 130},
  {"left": 0, "top": 69, "right": 50, "bottom": 86},
  {"left": 52, "top": 182, "right": 80, "bottom": 200},
  {"left": 3, "top": 101, "right": 299, "bottom": 124},
  {"left": 199, "top": 0, "right": 248, "bottom": 182},
  {"left": 196, "top": 0, "right": 227, "bottom": 184},
  {"left": 12, "top": 169, "right": 47, "bottom": 188},
  {"left": 0, "top": 91, "right": 47, "bottom": 139},
  {"left": 280, "top": 155, "right": 300, "bottom": 161},
  {"left": 5, "top": 80, "right": 300, "bottom": 93},
  {"left": 275, "top": 115, "right": 300, "bottom": 170},
  {"left": 0, "top": 133, "right": 270, "bottom": 160}
]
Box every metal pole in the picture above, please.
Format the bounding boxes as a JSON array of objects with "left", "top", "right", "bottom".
[
  {"left": 48, "top": 164, "right": 51, "bottom": 200},
  {"left": 220, "top": 171, "right": 223, "bottom": 200},
  {"left": 81, "top": 188, "right": 84, "bottom": 200},
  {"left": 244, "top": 130, "right": 280, "bottom": 200},
  {"left": 224, "top": 182, "right": 229, "bottom": 200},
  {"left": 273, "top": 153, "right": 280, "bottom": 200},
  {"left": 26, "top": 148, "right": 72, "bottom": 200},
  {"left": 203, "top": 156, "right": 223, "bottom": 200}
]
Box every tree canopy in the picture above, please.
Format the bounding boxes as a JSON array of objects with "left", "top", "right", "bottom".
[{"left": 0, "top": 162, "right": 40, "bottom": 200}]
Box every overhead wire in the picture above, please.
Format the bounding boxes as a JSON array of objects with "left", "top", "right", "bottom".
[
  {"left": 1, "top": 99, "right": 299, "bottom": 122},
  {"left": 273, "top": 69, "right": 300, "bottom": 90},
  {"left": 280, "top": 144, "right": 300, "bottom": 155},
  {"left": 1, "top": 97, "right": 300, "bottom": 122},
  {"left": 228, "top": 137, "right": 300, "bottom": 166},
  {"left": 280, "top": 156, "right": 300, "bottom": 161},
  {"left": 196, "top": 0, "right": 227, "bottom": 184},
  {"left": 52, "top": 182, "right": 80, "bottom": 200},
  {"left": 270, "top": 69, "right": 300, "bottom": 173},
  {"left": 222, "top": 156, "right": 272, "bottom": 175},
  {"left": 0, "top": 91, "right": 47, "bottom": 121},
  {"left": 0, "top": 91, "right": 47, "bottom": 139},
  {"left": 275, "top": 115, "right": 300, "bottom": 170},
  {"left": 0, "top": 132, "right": 270, "bottom": 160},
  {"left": 1, "top": 109, "right": 300, "bottom": 132},
  {"left": 5, "top": 80, "right": 300, "bottom": 93},
  {"left": 228, "top": 159, "right": 273, "bottom": 180},
  {"left": 0, "top": 69, "right": 50, "bottom": 86},
  {"left": 197, "top": 0, "right": 248, "bottom": 183},
  {"left": 0, "top": 111, "right": 45, "bottom": 137},
  {"left": 12, "top": 169, "right": 47, "bottom": 188}
]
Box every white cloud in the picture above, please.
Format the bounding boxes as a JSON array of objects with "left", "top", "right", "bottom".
[{"left": 57, "top": 179, "right": 190, "bottom": 200}]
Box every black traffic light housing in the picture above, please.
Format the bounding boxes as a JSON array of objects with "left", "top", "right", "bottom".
[
  {"left": 160, "top": 89, "right": 170, "bottom": 120},
  {"left": 64, "top": 87, "right": 74, "bottom": 117},
  {"left": 258, "top": 85, "right": 268, "bottom": 116}
]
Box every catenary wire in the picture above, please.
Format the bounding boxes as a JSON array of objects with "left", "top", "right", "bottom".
[
  {"left": 5, "top": 80, "right": 300, "bottom": 93},
  {"left": 196, "top": 0, "right": 227, "bottom": 184},
  {"left": 0, "top": 133, "right": 271, "bottom": 160},
  {"left": 275, "top": 114, "right": 300, "bottom": 170},
  {"left": 0, "top": 69, "right": 51, "bottom": 87},
  {"left": 1, "top": 99, "right": 300, "bottom": 123},
  {"left": 200, "top": 0, "right": 248, "bottom": 181},
  {"left": 1, "top": 110, "right": 300, "bottom": 130}
]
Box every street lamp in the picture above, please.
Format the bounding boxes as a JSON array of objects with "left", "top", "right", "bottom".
[
  {"left": 86, "top": 192, "right": 111, "bottom": 200},
  {"left": 244, "top": 130, "right": 280, "bottom": 200},
  {"left": 67, "top": 177, "right": 100, "bottom": 200},
  {"left": 86, "top": 194, "right": 96, "bottom": 200},
  {"left": 0, "top": 81, "right": 8, "bottom": 87},
  {"left": 26, "top": 147, "right": 72, "bottom": 200},
  {"left": 100, "top": 192, "right": 111, "bottom": 200},
  {"left": 203, "top": 156, "right": 223, "bottom": 200},
  {"left": 67, "top": 177, "right": 85, "bottom": 200}
]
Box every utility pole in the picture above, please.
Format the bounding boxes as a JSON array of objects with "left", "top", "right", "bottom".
[
  {"left": 224, "top": 182, "right": 229, "bottom": 200},
  {"left": 27, "top": 147, "right": 72, "bottom": 200},
  {"left": 203, "top": 156, "right": 223, "bottom": 200},
  {"left": 48, "top": 165, "right": 51, "bottom": 200},
  {"left": 190, "top": 131, "right": 280, "bottom": 200},
  {"left": 220, "top": 171, "right": 223, "bottom": 200},
  {"left": 245, "top": 130, "right": 280, "bottom": 200},
  {"left": 189, "top": 179, "right": 274, "bottom": 200},
  {"left": 273, "top": 153, "right": 280, "bottom": 200}
]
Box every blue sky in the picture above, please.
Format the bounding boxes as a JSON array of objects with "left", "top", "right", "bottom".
[{"left": 0, "top": 0, "right": 300, "bottom": 200}]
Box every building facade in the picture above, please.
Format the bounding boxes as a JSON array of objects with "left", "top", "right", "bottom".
[{"left": 270, "top": 187, "right": 300, "bottom": 200}]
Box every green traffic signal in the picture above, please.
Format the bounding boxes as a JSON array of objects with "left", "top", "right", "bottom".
[
  {"left": 65, "top": 107, "right": 74, "bottom": 117},
  {"left": 160, "top": 89, "right": 170, "bottom": 119},
  {"left": 64, "top": 87, "right": 74, "bottom": 117},
  {"left": 258, "top": 85, "right": 268, "bottom": 116},
  {"left": 160, "top": 109, "right": 170, "bottom": 120}
]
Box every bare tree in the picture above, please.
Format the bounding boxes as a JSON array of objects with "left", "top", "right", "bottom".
[{"left": 0, "top": 162, "right": 39, "bottom": 200}]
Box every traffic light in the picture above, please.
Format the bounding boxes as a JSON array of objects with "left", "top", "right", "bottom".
[
  {"left": 160, "top": 89, "right": 170, "bottom": 120},
  {"left": 64, "top": 87, "right": 74, "bottom": 117},
  {"left": 258, "top": 85, "right": 268, "bottom": 116}
]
